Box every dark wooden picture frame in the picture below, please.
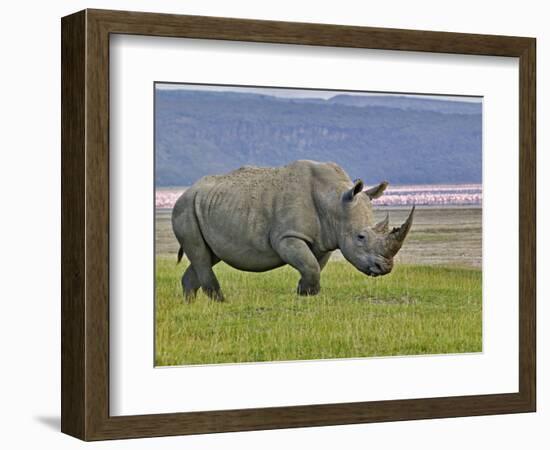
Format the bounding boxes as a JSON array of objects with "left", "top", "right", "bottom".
[{"left": 61, "top": 9, "right": 536, "bottom": 441}]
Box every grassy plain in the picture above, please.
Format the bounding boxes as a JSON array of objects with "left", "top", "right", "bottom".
[{"left": 155, "top": 207, "right": 482, "bottom": 366}]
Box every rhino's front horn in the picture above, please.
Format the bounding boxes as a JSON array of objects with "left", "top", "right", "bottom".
[{"left": 386, "top": 206, "right": 415, "bottom": 255}]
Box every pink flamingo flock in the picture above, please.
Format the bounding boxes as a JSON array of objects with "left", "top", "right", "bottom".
[{"left": 156, "top": 184, "right": 482, "bottom": 209}]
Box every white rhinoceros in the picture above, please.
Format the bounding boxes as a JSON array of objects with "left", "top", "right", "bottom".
[{"left": 172, "top": 160, "right": 414, "bottom": 301}]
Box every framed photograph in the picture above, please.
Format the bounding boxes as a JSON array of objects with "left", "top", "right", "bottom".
[{"left": 61, "top": 9, "right": 536, "bottom": 440}]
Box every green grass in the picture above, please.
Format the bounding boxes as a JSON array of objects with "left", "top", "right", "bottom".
[{"left": 155, "top": 257, "right": 482, "bottom": 366}]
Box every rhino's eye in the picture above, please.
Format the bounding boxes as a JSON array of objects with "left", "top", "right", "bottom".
[{"left": 357, "top": 234, "right": 366, "bottom": 240}]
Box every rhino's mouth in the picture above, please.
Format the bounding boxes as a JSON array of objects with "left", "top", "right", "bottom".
[{"left": 363, "top": 263, "right": 392, "bottom": 277}]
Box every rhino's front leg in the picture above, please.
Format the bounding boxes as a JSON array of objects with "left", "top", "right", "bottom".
[
  {"left": 318, "top": 252, "right": 332, "bottom": 272},
  {"left": 275, "top": 237, "right": 321, "bottom": 296}
]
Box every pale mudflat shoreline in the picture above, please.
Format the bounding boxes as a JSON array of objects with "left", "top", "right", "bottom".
[{"left": 155, "top": 206, "right": 482, "bottom": 269}]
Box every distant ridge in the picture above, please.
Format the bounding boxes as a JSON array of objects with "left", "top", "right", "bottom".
[
  {"left": 155, "top": 89, "right": 482, "bottom": 187},
  {"left": 327, "top": 94, "right": 481, "bottom": 115}
]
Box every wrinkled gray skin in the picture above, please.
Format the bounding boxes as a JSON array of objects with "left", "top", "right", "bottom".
[{"left": 172, "top": 160, "right": 414, "bottom": 301}]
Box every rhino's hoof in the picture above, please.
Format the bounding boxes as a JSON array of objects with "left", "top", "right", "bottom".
[
  {"left": 183, "top": 290, "right": 197, "bottom": 303},
  {"left": 202, "top": 287, "right": 225, "bottom": 302},
  {"left": 211, "top": 292, "right": 225, "bottom": 302},
  {"left": 297, "top": 281, "right": 320, "bottom": 296}
]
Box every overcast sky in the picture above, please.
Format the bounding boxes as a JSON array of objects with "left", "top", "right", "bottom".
[{"left": 155, "top": 82, "right": 482, "bottom": 103}]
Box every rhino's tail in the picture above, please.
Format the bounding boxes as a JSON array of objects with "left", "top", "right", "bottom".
[{"left": 177, "top": 246, "right": 184, "bottom": 264}]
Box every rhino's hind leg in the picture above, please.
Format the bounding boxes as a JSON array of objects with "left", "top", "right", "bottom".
[
  {"left": 173, "top": 201, "right": 224, "bottom": 301},
  {"left": 184, "top": 249, "right": 223, "bottom": 302},
  {"left": 181, "top": 265, "right": 200, "bottom": 302},
  {"left": 196, "top": 256, "right": 224, "bottom": 302},
  {"left": 275, "top": 237, "right": 321, "bottom": 296},
  {"left": 181, "top": 260, "right": 223, "bottom": 302}
]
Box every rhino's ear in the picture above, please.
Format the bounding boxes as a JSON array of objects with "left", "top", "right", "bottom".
[
  {"left": 344, "top": 179, "right": 364, "bottom": 201},
  {"left": 364, "top": 181, "right": 389, "bottom": 199}
]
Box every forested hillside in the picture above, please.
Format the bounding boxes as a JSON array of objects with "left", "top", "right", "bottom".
[{"left": 155, "top": 89, "right": 482, "bottom": 187}]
